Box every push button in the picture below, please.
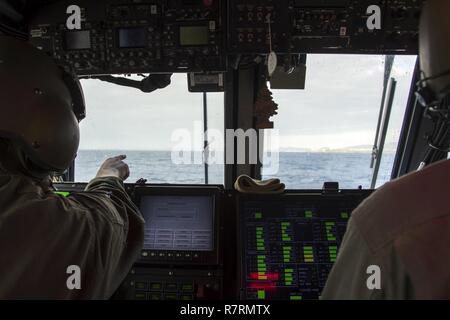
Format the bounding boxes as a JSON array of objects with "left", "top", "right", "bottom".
[
  {"left": 150, "top": 282, "right": 162, "bottom": 291},
  {"left": 164, "top": 293, "right": 178, "bottom": 300},
  {"left": 148, "top": 293, "right": 162, "bottom": 300},
  {"left": 134, "top": 292, "right": 147, "bottom": 300},
  {"left": 181, "top": 283, "right": 194, "bottom": 292},
  {"left": 165, "top": 283, "right": 178, "bottom": 292},
  {"left": 135, "top": 281, "right": 147, "bottom": 290}
]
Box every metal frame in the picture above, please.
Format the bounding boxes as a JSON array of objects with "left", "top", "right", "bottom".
[
  {"left": 391, "top": 59, "right": 448, "bottom": 178},
  {"left": 371, "top": 77, "right": 397, "bottom": 188},
  {"left": 224, "top": 65, "right": 262, "bottom": 189}
]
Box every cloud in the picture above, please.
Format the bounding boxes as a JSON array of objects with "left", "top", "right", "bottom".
[{"left": 78, "top": 54, "right": 417, "bottom": 151}]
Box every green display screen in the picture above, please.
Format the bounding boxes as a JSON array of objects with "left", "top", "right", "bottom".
[{"left": 179, "top": 26, "right": 209, "bottom": 46}]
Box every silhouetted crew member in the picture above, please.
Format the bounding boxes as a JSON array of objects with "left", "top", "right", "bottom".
[
  {"left": 0, "top": 36, "right": 144, "bottom": 299},
  {"left": 322, "top": 0, "right": 450, "bottom": 299}
]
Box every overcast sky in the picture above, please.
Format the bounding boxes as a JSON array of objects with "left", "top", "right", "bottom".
[{"left": 78, "top": 54, "right": 417, "bottom": 152}]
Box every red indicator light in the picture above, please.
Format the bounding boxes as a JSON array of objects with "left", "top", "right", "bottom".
[{"left": 248, "top": 282, "right": 277, "bottom": 290}]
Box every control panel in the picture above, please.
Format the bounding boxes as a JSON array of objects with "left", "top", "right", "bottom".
[
  {"left": 383, "top": 0, "right": 423, "bottom": 52},
  {"left": 228, "top": 0, "right": 423, "bottom": 54},
  {"left": 29, "top": 0, "right": 226, "bottom": 75},
  {"left": 238, "top": 191, "right": 372, "bottom": 300},
  {"left": 53, "top": 183, "right": 372, "bottom": 300},
  {"left": 54, "top": 183, "right": 225, "bottom": 300},
  {"left": 118, "top": 268, "right": 223, "bottom": 300},
  {"left": 28, "top": 0, "right": 423, "bottom": 76},
  {"left": 134, "top": 186, "right": 223, "bottom": 266},
  {"left": 227, "top": 0, "right": 291, "bottom": 54}
]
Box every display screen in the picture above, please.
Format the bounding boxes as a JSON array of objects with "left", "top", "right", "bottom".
[
  {"left": 240, "top": 194, "right": 369, "bottom": 300},
  {"left": 179, "top": 26, "right": 209, "bottom": 46},
  {"left": 140, "top": 195, "right": 214, "bottom": 251},
  {"left": 118, "top": 28, "right": 147, "bottom": 48},
  {"left": 65, "top": 30, "right": 91, "bottom": 50}
]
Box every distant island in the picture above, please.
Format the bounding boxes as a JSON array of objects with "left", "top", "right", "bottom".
[{"left": 279, "top": 142, "right": 398, "bottom": 154}]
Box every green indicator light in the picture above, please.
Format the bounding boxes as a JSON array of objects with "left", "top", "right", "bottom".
[
  {"left": 257, "top": 247, "right": 265, "bottom": 251},
  {"left": 285, "top": 282, "right": 292, "bottom": 285},
  {"left": 341, "top": 212, "right": 349, "bottom": 219},
  {"left": 55, "top": 191, "right": 70, "bottom": 197},
  {"left": 257, "top": 290, "right": 265, "bottom": 299},
  {"left": 255, "top": 213, "right": 262, "bottom": 219},
  {"left": 303, "top": 246, "right": 313, "bottom": 250},
  {"left": 285, "top": 269, "right": 294, "bottom": 272},
  {"left": 257, "top": 263, "right": 266, "bottom": 267},
  {"left": 258, "top": 255, "right": 266, "bottom": 258},
  {"left": 290, "top": 296, "right": 302, "bottom": 300}
]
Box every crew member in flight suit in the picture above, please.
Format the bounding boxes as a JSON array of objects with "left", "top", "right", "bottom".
[
  {"left": 0, "top": 36, "right": 144, "bottom": 299},
  {"left": 322, "top": 0, "right": 450, "bottom": 299}
]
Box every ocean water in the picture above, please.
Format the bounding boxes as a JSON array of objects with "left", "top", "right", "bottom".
[{"left": 75, "top": 150, "right": 396, "bottom": 189}]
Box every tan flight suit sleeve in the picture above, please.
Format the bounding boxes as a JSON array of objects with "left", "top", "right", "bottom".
[
  {"left": 0, "top": 176, "right": 144, "bottom": 299},
  {"left": 320, "top": 217, "right": 413, "bottom": 300}
]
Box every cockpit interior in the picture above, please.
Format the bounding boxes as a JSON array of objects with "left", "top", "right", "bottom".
[{"left": 1, "top": 0, "right": 449, "bottom": 302}]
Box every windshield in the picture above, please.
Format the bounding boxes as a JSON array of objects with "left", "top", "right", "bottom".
[
  {"left": 74, "top": 54, "right": 416, "bottom": 189},
  {"left": 262, "top": 54, "right": 417, "bottom": 189},
  {"left": 76, "top": 74, "right": 224, "bottom": 184}
]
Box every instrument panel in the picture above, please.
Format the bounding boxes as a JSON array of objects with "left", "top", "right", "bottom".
[
  {"left": 29, "top": 0, "right": 226, "bottom": 75},
  {"left": 53, "top": 182, "right": 372, "bottom": 300},
  {"left": 28, "top": 0, "right": 422, "bottom": 75},
  {"left": 237, "top": 192, "right": 370, "bottom": 300},
  {"left": 227, "top": 0, "right": 423, "bottom": 54}
]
